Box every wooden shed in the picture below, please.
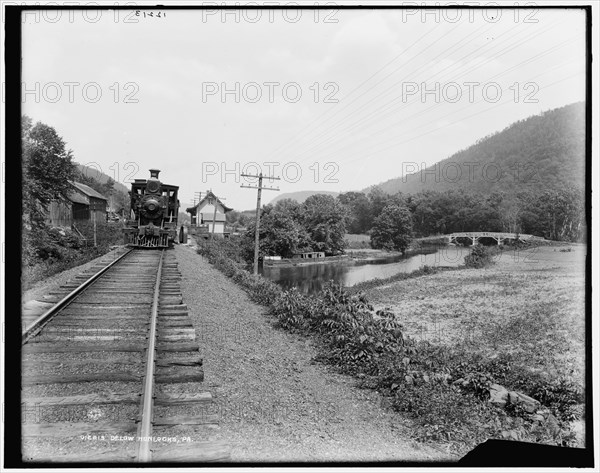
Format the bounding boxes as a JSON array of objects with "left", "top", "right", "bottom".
[
  {"left": 69, "top": 181, "right": 108, "bottom": 222},
  {"left": 44, "top": 181, "right": 108, "bottom": 227},
  {"left": 45, "top": 197, "right": 73, "bottom": 227}
]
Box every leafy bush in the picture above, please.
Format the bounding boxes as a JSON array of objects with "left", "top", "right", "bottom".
[
  {"left": 514, "top": 377, "right": 584, "bottom": 422},
  {"left": 76, "top": 221, "right": 124, "bottom": 249},
  {"left": 392, "top": 383, "right": 499, "bottom": 443},
  {"left": 23, "top": 225, "right": 80, "bottom": 263},
  {"left": 22, "top": 223, "right": 114, "bottom": 289},
  {"left": 271, "top": 287, "right": 312, "bottom": 331},
  {"left": 464, "top": 244, "right": 497, "bottom": 268}
]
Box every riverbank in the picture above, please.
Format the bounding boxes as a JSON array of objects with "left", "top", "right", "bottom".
[
  {"left": 345, "top": 248, "right": 402, "bottom": 262},
  {"left": 174, "top": 242, "right": 450, "bottom": 462}
]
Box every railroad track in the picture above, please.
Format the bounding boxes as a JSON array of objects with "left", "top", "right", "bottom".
[{"left": 21, "top": 248, "right": 230, "bottom": 463}]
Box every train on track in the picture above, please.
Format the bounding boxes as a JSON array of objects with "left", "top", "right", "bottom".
[{"left": 123, "top": 169, "right": 180, "bottom": 248}]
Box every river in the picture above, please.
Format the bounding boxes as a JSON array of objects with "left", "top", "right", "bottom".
[{"left": 260, "top": 246, "right": 470, "bottom": 294}]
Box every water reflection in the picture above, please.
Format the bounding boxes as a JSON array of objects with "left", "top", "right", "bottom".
[{"left": 260, "top": 246, "right": 469, "bottom": 294}]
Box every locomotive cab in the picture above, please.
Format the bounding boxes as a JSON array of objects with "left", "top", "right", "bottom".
[{"left": 124, "top": 169, "right": 179, "bottom": 248}]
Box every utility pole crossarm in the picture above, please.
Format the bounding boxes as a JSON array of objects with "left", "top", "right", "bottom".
[
  {"left": 240, "top": 173, "right": 281, "bottom": 180},
  {"left": 240, "top": 184, "right": 280, "bottom": 191}
]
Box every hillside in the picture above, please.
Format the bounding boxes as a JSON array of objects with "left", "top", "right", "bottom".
[
  {"left": 373, "top": 102, "right": 585, "bottom": 195},
  {"left": 75, "top": 164, "right": 130, "bottom": 195},
  {"left": 269, "top": 190, "right": 340, "bottom": 205}
]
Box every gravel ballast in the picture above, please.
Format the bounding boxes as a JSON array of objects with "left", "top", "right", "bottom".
[{"left": 174, "top": 243, "right": 452, "bottom": 463}]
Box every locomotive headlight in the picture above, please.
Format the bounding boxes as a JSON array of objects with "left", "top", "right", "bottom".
[{"left": 144, "top": 197, "right": 161, "bottom": 214}]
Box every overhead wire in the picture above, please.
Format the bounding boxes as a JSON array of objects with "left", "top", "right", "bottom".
[
  {"left": 333, "top": 68, "right": 584, "bottom": 169},
  {"left": 283, "top": 17, "right": 567, "bottom": 165},
  {"left": 262, "top": 21, "right": 462, "bottom": 161}
]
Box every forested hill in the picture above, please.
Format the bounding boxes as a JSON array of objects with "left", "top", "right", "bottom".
[
  {"left": 374, "top": 102, "right": 585, "bottom": 195},
  {"left": 75, "top": 164, "right": 129, "bottom": 195},
  {"left": 269, "top": 190, "right": 339, "bottom": 205},
  {"left": 74, "top": 163, "right": 131, "bottom": 213}
]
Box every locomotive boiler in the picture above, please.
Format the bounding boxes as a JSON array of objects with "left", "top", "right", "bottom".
[{"left": 123, "top": 169, "right": 180, "bottom": 248}]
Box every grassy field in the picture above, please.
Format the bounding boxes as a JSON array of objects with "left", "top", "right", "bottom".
[
  {"left": 344, "top": 233, "right": 371, "bottom": 249},
  {"left": 364, "top": 244, "right": 587, "bottom": 446}
]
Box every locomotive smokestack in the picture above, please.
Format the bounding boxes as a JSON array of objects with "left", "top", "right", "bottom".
[{"left": 149, "top": 169, "right": 161, "bottom": 179}]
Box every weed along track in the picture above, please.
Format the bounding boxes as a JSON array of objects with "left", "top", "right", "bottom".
[{"left": 21, "top": 249, "right": 231, "bottom": 463}]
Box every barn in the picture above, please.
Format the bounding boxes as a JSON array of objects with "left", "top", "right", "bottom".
[
  {"left": 45, "top": 181, "right": 108, "bottom": 227},
  {"left": 69, "top": 181, "right": 108, "bottom": 222}
]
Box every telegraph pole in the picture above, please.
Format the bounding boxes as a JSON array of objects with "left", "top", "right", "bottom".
[
  {"left": 91, "top": 201, "right": 98, "bottom": 247},
  {"left": 191, "top": 192, "right": 203, "bottom": 226},
  {"left": 241, "top": 173, "right": 280, "bottom": 274}
]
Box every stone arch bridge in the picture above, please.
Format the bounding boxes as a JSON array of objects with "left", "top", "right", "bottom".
[{"left": 418, "top": 232, "right": 546, "bottom": 246}]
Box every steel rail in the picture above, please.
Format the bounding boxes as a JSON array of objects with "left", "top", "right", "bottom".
[
  {"left": 22, "top": 248, "right": 134, "bottom": 344},
  {"left": 136, "top": 249, "right": 164, "bottom": 462}
]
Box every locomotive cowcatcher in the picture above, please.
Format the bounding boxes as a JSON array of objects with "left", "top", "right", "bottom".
[{"left": 123, "top": 169, "right": 180, "bottom": 248}]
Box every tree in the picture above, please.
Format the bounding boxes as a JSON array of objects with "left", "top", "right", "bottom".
[
  {"left": 370, "top": 204, "right": 413, "bottom": 253},
  {"left": 337, "top": 191, "right": 371, "bottom": 234},
  {"left": 519, "top": 187, "right": 584, "bottom": 241},
  {"left": 240, "top": 194, "right": 348, "bottom": 263},
  {"left": 301, "top": 194, "right": 347, "bottom": 254},
  {"left": 22, "top": 116, "right": 76, "bottom": 225},
  {"left": 367, "top": 186, "right": 390, "bottom": 226},
  {"left": 74, "top": 168, "right": 108, "bottom": 195},
  {"left": 242, "top": 206, "right": 302, "bottom": 261},
  {"left": 101, "top": 177, "right": 115, "bottom": 196},
  {"left": 112, "top": 189, "right": 131, "bottom": 216},
  {"left": 273, "top": 198, "right": 303, "bottom": 220},
  {"left": 407, "top": 189, "right": 505, "bottom": 236}
]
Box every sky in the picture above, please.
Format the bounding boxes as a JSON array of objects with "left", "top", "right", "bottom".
[{"left": 20, "top": 2, "right": 588, "bottom": 211}]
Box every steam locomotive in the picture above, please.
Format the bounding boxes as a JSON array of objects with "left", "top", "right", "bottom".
[{"left": 123, "top": 169, "right": 180, "bottom": 248}]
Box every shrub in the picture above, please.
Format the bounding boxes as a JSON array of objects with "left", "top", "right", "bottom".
[
  {"left": 271, "top": 288, "right": 312, "bottom": 331},
  {"left": 464, "top": 244, "right": 497, "bottom": 268},
  {"left": 392, "top": 383, "right": 498, "bottom": 444},
  {"left": 75, "top": 220, "right": 124, "bottom": 249},
  {"left": 22, "top": 223, "right": 113, "bottom": 289},
  {"left": 272, "top": 281, "right": 407, "bottom": 375}
]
